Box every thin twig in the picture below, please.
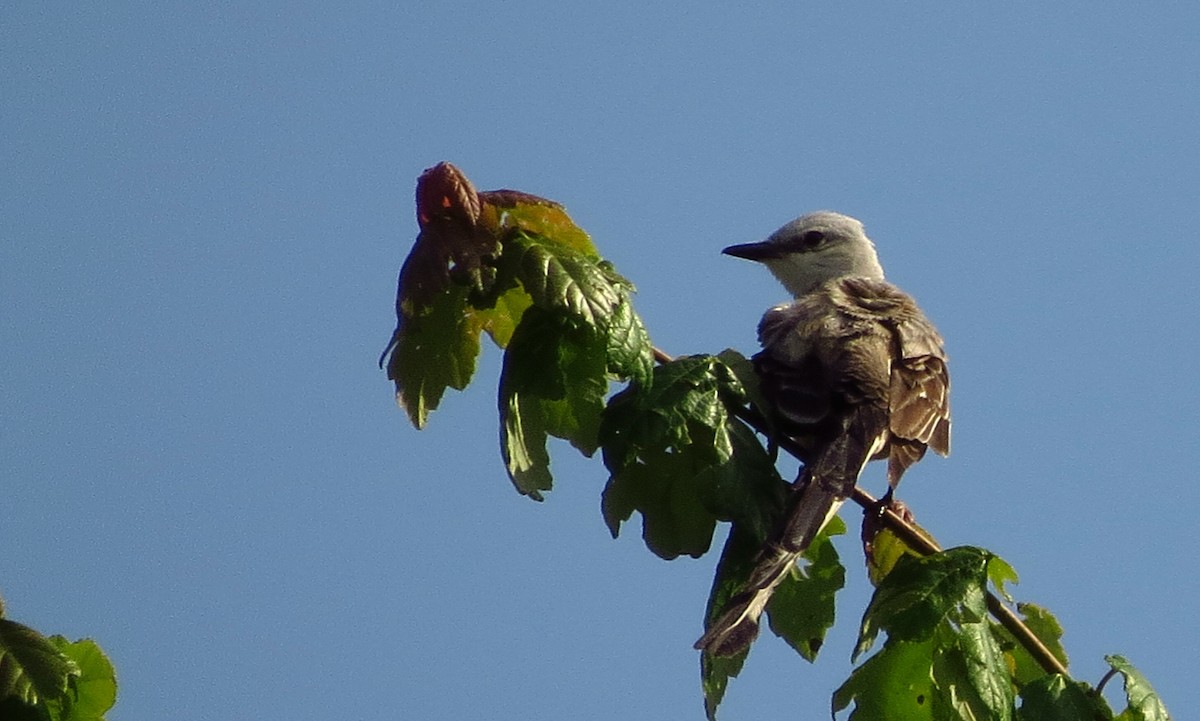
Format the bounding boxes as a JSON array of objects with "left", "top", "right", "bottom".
[{"left": 649, "top": 345, "right": 1070, "bottom": 678}]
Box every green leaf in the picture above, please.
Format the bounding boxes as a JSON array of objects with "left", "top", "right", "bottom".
[
  {"left": 833, "top": 639, "right": 937, "bottom": 721},
  {"left": 46, "top": 638, "right": 117, "bottom": 721},
  {"left": 715, "top": 349, "right": 770, "bottom": 427},
  {"left": 0, "top": 619, "right": 79, "bottom": 709},
  {"left": 504, "top": 233, "right": 620, "bottom": 328},
  {"left": 863, "top": 516, "right": 932, "bottom": 587},
  {"left": 995, "top": 603, "right": 1069, "bottom": 686},
  {"left": 604, "top": 295, "right": 654, "bottom": 385},
  {"left": 1105, "top": 655, "right": 1171, "bottom": 721},
  {"left": 600, "top": 449, "right": 718, "bottom": 559},
  {"left": 499, "top": 308, "right": 608, "bottom": 499},
  {"left": 851, "top": 547, "right": 1018, "bottom": 720},
  {"left": 600, "top": 356, "right": 738, "bottom": 471},
  {"left": 691, "top": 420, "right": 787, "bottom": 542},
  {"left": 987, "top": 554, "right": 1020, "bottom": 604},
  {"left": 599, "top": 355, "right": 786, "bottom": 559},
  {"left": 855, "top": 546, "right": 991, "bottom": 660},
  {"left": 931, "top": 603, "right": 1015, "bottom": 721},
  {"left": 470, "top": 284, "right": 533, "bottom": 349},
  {"left": 1017, "top": 675, "right": 1112, "bottom": 721},
  {"left": 765, "top": 516, "right": 846, "bottom": 662},
  {"left": 385, "top": 283, "right": 482, "bottom": 429}
]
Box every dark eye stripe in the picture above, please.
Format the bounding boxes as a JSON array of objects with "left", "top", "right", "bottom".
[{"left": 794, "top": 230, "right": 825, "bottom": 250}]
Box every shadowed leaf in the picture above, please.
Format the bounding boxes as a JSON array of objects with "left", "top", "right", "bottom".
[
  {"left": 766, "top": 516, "right": 847, "bottom": 662},
  {"left": 499, "top": 308, "right": 608, "bottom": 499},
  {"left": 0, "top": 618, "right": 79, "bottom": 709},
  {"left": 1017, "top": 675, "right": 1112, "bottom": 721},
  {"left": 385, "top": 284, "right": 481, "bottom": 429}
]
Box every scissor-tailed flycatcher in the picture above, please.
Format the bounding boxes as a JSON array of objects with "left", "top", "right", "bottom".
[{"left": 695, "top": 211, "right": 951, "bottom": 657}]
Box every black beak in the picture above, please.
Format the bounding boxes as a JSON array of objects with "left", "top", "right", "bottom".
[{"left": 722, "top": 241, "right": 779, "bottom": 261}]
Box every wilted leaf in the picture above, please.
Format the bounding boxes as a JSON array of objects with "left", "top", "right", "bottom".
[{"left": 402, "top": 162, "right": 500, "bottom": 308}]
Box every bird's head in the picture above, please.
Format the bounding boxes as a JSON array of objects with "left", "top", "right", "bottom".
[{"left": 723, "top": 211, "right": 885, "bottom": 297}]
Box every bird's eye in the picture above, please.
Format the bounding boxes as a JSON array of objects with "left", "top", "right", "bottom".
[{"left": 799, "top": 230, "right": 825, "bottom": 249}]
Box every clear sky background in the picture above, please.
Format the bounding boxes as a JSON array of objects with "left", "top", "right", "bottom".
[{"left": 3, "top": 4, "right": 1198, "bottom": 719}]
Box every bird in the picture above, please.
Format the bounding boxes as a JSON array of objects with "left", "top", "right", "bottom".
[{"left": 694, "top": 211, "right": 951, "bottom": 657}]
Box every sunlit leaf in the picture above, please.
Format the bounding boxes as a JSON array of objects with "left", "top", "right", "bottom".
[
  {"left": 604, "top": 295, "right": 653, "bottom": 385},
  {"left": 46, "top": 637, "right": 117, "bottom": 721},
  {"left": 1105, "top": 655, "right": 1171, "bottom": 721},
  {"left": 996, "top": 603, "right": 1069, "bottom": 686},
  {"left": 502, "top": 232, "right": 620, "bottom": 328},
  {"left": 479, "top": 189, "right": 599, "bottom": 258},
  {"left": 931, "top": 603, "right": 1015, "bottom": 721},
  {"left": 470, "top": 284, "right": 533, "bottom": 349},
  {"left": 833, "top": 639, "right": 936, "bottom": 721},
  {"left": 987, "top": 554, "right": 1020, "bottom": 604},
  {"left": 855, "top": 546, "right": 991, "bottom": 660}
]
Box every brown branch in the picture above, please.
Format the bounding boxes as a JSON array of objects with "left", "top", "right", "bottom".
[{"left": 650, "top": 345, "right": 1070, "bottom": 678}]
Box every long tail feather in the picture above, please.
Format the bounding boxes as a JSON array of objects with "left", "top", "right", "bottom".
[{"left": 694, "top": 482, "right": 843, "bottom": 656}]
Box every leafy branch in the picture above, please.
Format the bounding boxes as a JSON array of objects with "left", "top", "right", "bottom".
[{"left": 382, "top": 162, "right": 1171, "bottom": 721}]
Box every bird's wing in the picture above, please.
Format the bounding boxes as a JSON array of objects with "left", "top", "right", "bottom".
[{"left": 836, "top": 277, "right": 951, "bottom": 484}]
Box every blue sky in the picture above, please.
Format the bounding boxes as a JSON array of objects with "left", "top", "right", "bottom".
[{"left": 2, "top": 3, "right": 1197, "bottom": 719}]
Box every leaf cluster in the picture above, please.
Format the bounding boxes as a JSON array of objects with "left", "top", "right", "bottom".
[
  {"left": 834, "top": 547, "right": 1167, "bottom": 721},
  {"left": 0, "top": 602, "right": 117, "bottom": 721},
  {"left": 381, "top": 162, "right": 653, "bottom": 499}
]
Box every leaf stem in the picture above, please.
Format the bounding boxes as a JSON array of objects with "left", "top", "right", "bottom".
[
  {"left": 1095, "top": 667, "right": 1119, "bottom": 696},
  {"left": 650, "top": 345, "right": 1070, "bottom": 679}
]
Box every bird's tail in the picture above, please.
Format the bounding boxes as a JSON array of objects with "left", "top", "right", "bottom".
[{"left": 693, "top": 479, "right": 844, "bottom": 657}]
